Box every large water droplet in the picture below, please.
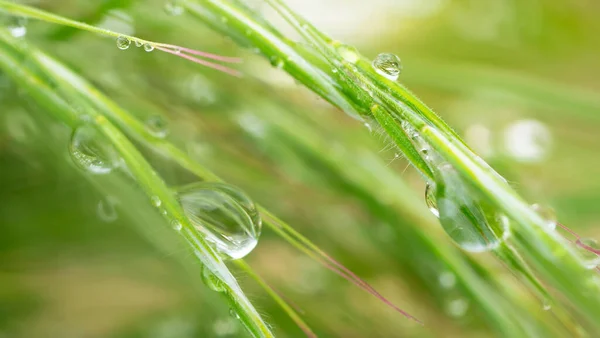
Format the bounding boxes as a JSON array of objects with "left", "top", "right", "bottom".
[
  {"left": 427, "top": 164, "right": 510, "bottom": 252},
  {"left": 116, "top": 36, "right": 131, "bottom": 50},
  {"left": 531, "top": 203, "right": 556, "bottom": 230},
  {"left": 69, "top": 125, "right": 119, "bottom": 174},
  {"left": 202, "top": 265, "right": 226, "bottom": 292},
  {"left": 576, "top": 238, "right": 600, "bottom": 269},
  {"left": 372, "top": 53, "right": 402, "bottom": 81},
  {"left": 335, "top": 43, "right": 360, "bottom": 64},
  {"left": 178, "top": 182, "right": 262, "bottom": 260},
  {"left": 145, "top": 115, "right": 169, "bottom": 138},
  {"left": 164, "top": 0, "right": 185, "bottom": 16},
  {"left": 97, "top": 196, "right": 119, "bottom": 222}
]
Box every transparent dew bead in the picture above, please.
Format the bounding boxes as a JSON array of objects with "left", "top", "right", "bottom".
[
  {"left": 143, "top": 43, "right": 155, "bottom": 52},
  {"left": 177, "top": 182, "right": 262, "bottom": 260},
  {"left": 201, "top": 265, "right": 227, "bottom": 292},
  {"left": 134, "top": 40, "right": 143, "bottom": 47},
  {"left": 69, "top": 125, "right": 119, "bottom": 174},
  {"left": 425, "top": 183, "right": 439, "bottom": 217},
  {"left": 372, "top": 53, "right": 402, "bottom": 81},
  {"left": 164, "top": 0, "right": 184, "bottom": 16},
  {"left": 171, "top": 219, "right": 183, "bottom": 231},
  {"left": 97, "top": 196, "right": 119, "bottom": 223},
  {"left": 335, "top": 43, "right": 360, "bottom": 64},
  {"left": 270, "top": 56, "right": 284, "bottom": 69},
  {"left": 151, "top": 196, "right": 162, "bottom": 208},
  {"left": 531, "top": 203, "right": 557, "bottom": 230},
  {"left": 542, "top": 299, "right": 551, "bottom": 311},
  {"left": 144, "top": 115, "right": 169, "bottom": 138},
  {"left": 576, "top": 238, "right": 600, "bottom": 269},
  {"left": 229, "top": 308, "right": 240, "bottom": 319},
  {"left": 116, "top": 36, "right": 131, "bottom": 50}
]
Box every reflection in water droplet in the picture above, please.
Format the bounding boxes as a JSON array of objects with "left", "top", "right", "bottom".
[
  {"left": 97, "top": 196, "right": 119, "bottom": 222},
  {"left": 116, "top": 36, "right": 131, "bottom": 50},
  {"left": 143, "top": 43, "right": 155, "bottom": 52},
  {"left": 69, "top": 125, "right": 119, "bottom": 174},
  {"left": 202, "top": 265, "right": 226, "bottom": 292},
  {"left": 145, "top": 115, "right": 169, "bottom": 138},
  {"left": 335, "top": 43, "right": 360, "bottom": 64},
  {"left": 503, "top": 119, "right": 551, "bottom": 162},
  {"left": 164, "top": 0, "right": 185, "bottom": 16},
  {"left": 531, "top": 203, "right": 557, "bottom": 230},
  {"left": 178, "top": 182, "right": 262, "bottom": 259},
  {"left": 372, "top": 53, "right": 402, "bottom": 81},
  {"left": 576, "top": 238, "right": 600, "bottom": 269},
  {"left": 425, "top": 183, "right": 439, "bottom": 217}
]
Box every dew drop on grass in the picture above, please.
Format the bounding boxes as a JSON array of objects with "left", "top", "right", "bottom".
[
  {"left": 97, "top": 196, "right": 119, "bottom": 222},
  {"left": 336, "top": 43, "right": 360, "bottom": 64},
  {"left": 69, "top": 125, "right": 119, "bottom": 174},
  {"left": 270, "top": 56, "right": 284, "bottom": 69},
  {"left": 201, "top": 265, "right": 226, "bottom": 292},
  {"left": 531, "top": 203, "right": 557, "bottom": 230},
  {"left": 543, "top": 300, "right": 551, "bottom": 311},
  {"left": 151, "top": 196, "right": 162, "bottom": 208},
  {"left": 177, "top": 182, "right": 262, "bottom": 260},
  {"left": 116, "top": 36, "right": 131, "bottom": 50},
  {"left": 576, "top": 238, "right": 600, "bottom": 269},
  {"left": 372, "top": 53, "right": 402, "bottom": 81},
  {"left": 143, "top": 43, "right": 155, "bottom": 52},
  {"left": 145, "top": 115, "right": 169, "bottom": 138},
  {"left": 171, "top": 219, "right": 183, "bottom": 231},
  {"left": 134, "top": 40, "right": 143, "bottom": 47},
  {"left": 164, "top": 0, "right": 184, "bottom": 16},
  {"left": 229, "top": 308, "right": 240, "bottom": 319},
  {"left": 8, "top": 17, "right": 27, "bottom": 38}
]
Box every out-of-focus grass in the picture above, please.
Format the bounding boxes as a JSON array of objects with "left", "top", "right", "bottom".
[{"left": 1, "top": 0, "right": 599, "bottom": 337}]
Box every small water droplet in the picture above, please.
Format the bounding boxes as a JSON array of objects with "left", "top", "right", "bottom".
[
  {"left": 438, "top": 271, "right": 456, "bottom": 289},
  {"left": 542, "top": 299, "right": 551, "bottom": 311},
  {"left": 69, "top": 125, "right": 119, "bottom": 174},
  {"left": 335, "top": 43, "right": 360, "bottom": 64},
  {"left": 171, "top": 219, "right": 183, "bottom": 231},
  {"left": 425, "top": 183, "right": 439, "bottom": 217},
  {"left": 116, "top": 36, "right": 131, "bottom": 50},
  {"left": 531, "top": 204, "right": 557, "bottom": 230},
  {"left": 145, "top": 115, "right": 169, "bottom": 138},
  {"left": 134, "top": 40, "right": 143, "bottom": 47},
  {"left": 8, "top": 17, "right": 27, "bottom": 38},
  {"left": 202, "top": 265, "right": 227, "bottom": 292},
  {"left": 97, "top": 196, "right": 119, "bottom": 222},
  {"left": 576, "top": 238, "right": 600, "bottom": 269},
  {"left": 445, "top": 297, "right": 469, "bottom": 318},
  {"left": 364, "top": 122, "right": 372, "bottom": 132},
  {"left": 372, "top": 53, "right": 402, "bottom": 81},
  {"left": 151, "top": 196, "right": 162, "bottom": 208},
  {"left": 270, "top": 56, "right": 284, "bottom": 69},
  {"left": 143, "top": 43, "right": 155, "bottom": 52},
  {"left": 164, "top": 0, "right": 184, "bottom": 16},
  {"left": 178, "top": 182, "right": 262, "bottom": 260},
  {"left": 229, "top": 308, "right": 240, "bottom": 319}
]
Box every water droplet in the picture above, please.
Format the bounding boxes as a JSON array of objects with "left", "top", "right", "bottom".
[
  {"left": 428, "top": 164, "right": 510, "bottom": 252},
  {"left": 372, "top": 53, "right": 402, "bottom": 81},
  {"left": 445, "top": 297, "right": 469, "bottom": 318},
  {"left": 202, "top": 265, "right": 226, "bottom": 292},
  {"left": 542, "top": 299, "right": 551, "bottom": 311},
  {"left": 177, "top": 182, "right": 262, "bottom": 260},
  {"left": 116, "top": 36, "right": 131, "bottom": 50},
  {"left": 171, "top": 219, "right": 183, "bottom": 231},
  {"left": 229, "top": 308, "right": 240, "bottom": 319},
  {"left": 135, "top": 40, "right": 143, "bottom": 47},
  {"left": 8, "top": 17, "right": 27, "bottom": 38},
  {"left": 425, "top": 183, "right": 439, "bottom": 217},
  {"left": 143, "top": 43, "right": 155, "bottom": 52},
  {"left": 364, "top": 122, "right": 372, "bottom": 132},
  {"left": 145, "top": 115, "right": 169, "bottom": 138},
  {"left": 576, "top": 238, "right": 600, "bottom": 269},
  {"left": 335, "top": 43, "right": 360, "bottom": 64},
  {"left": 270, "top": 56, "right": 284, "bottom": 69},
  {"left": 438, "top": 271, "right": 456, "bottom": 289},
  {"left": 69, "top": 125, "right": 119, "bottom": 174},
  {"left": 151, "top": 196, "right": 162, "bottom": 208},
  {"left": 164, "top": 0, "right": 184, "bottom": 16},
  {"left": 531, "top": 204, "right": 557, "bottom": 230},
  {"left": 97, "top": 196, "right": 119, "bottom": 222}
]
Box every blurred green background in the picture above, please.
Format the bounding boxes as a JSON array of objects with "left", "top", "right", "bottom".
[{"left": 1, "top": 0, "right": 600, "bottom": 337}]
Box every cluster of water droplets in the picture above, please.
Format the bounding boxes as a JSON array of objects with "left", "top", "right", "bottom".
[
  {"left": 177, "top": 182, "right": 262, "bottom": 260},
  {"left": 407, "top": 123, "right": 510, "bottom": 252},
  {"left": 116, "top": 35, "right": 154, "bottom": 52}
]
